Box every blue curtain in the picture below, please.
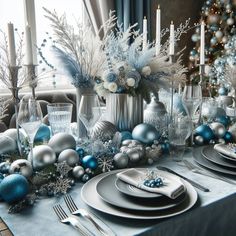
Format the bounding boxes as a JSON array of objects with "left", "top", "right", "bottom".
[{"left": 115, "top": 0, "right": 152, "bottom": 40}]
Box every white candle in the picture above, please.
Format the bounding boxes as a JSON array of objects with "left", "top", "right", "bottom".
[
  {"left": 156, "top": 5, "right": 161, "bottom": 55},
  {"left": 200, "top": 21, "right": 205, "bottom": 65},
  {"left": 169, "top": 21, "right": 175, "bottom": 55},
  {"left": 23, "top": 0, "right": 37, "bottom": 64},
  {"left": 7, "top": 23, "right": 16, "bottom": 66},
  {"left": 25, "top": 25, "right": 33, "bottom": 65},
  {"left": 143, "top": 16, "right": 148, "bottom": 50}
]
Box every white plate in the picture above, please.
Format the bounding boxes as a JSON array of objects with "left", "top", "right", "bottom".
[{"left": 81, "top": 169, "right": 198, "bottom": 220}]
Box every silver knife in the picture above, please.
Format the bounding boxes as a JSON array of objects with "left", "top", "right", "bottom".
[{"left": 156, "top": 166, "right": 210, "bottom": 192}]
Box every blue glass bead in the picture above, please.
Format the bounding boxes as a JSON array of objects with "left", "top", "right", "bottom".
[{"left": 150, "top": 183, "right": 155, "bottom": 188}]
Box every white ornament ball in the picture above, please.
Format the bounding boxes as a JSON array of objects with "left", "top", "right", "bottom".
[
  {"left": 3, "top": 129, "right": 25, "bottom": 143},
  {"left": 227, "top": 18, "right": 234, "bottom": 25},
  {"left": 58, "top": 149, "right": 79, "bottom": 167},
  {"left": 141, "top": 66, "right": 151, "bottom": 76},
  {"left": 9, "top": 159, "right": 33, "bottom": 178},
  {"left": 0, "top": 135, "right": 17, "bottom": 154},
  {"left": 209, "top": 122, "right": 226, "bottom": 138},
  {"left": 126, "top": 78, "right": 136, "bottom": 87},
  {"left": 48, "top": 133, "right": 76, "bottom": 155},
  {"left": 108, "top": 82, "right": 118, "bottom": 93},
  {"left": 215, "top": 30, "right": 223, "bottom": 39},
  {"left": 113, "top": 153, "right": 129, "bottom": 168},
  {"left": 28, "top": 145, "right": 56, "bottom": 170},
  {"left": 222, "top": 36, "right": 228, "bottom": 44},
  {"left": 72, "top": 166, "right": 85, "bottom": 179}
]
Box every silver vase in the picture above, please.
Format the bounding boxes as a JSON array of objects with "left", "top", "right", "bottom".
[{"left": 106, "top": 93, "right": 143, "bottom": 131}]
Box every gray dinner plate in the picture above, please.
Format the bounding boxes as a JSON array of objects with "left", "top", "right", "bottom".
[
  {"left": 96, "top": 172, "right": 186, "bottom": 211},
  {"left": 115, "top": 178, "right": 162, "bottom": 199},
  {"left": 218, "top": 152, "right": 236, "bottom": 162},
  {"left": 193, "top": 146, "right": 236, "bottom": 176},
  {"left": 81, "top": 169, "right": 198, "bottom": 219},
  {"left": 202, "top": 146, "right": 236, "bottom": 169}
]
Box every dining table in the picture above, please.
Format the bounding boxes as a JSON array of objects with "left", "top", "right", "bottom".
[{"left": 1, "top": 148, "right": 236, "bottom": 236}]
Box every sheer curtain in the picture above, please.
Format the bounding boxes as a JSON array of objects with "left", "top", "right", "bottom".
[{"left": 83, "top": 0, "right": 152, "bottom": 40}]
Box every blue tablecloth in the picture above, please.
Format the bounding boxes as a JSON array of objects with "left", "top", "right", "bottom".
[{"left": 1, "top": 150, "right": 236, "bottom": 236}]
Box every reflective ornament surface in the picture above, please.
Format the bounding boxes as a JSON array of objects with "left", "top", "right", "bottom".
[
  {"left": 113, "top": 153, "right": 129, "bottom": 168},
  {"left": 58, "top": 149, "right": 79, "bottom": 167},
  {"left": 209, "top": 122, "right": 226, "bottom": 138},
  {"left": 72, "top": 166, "right": 85, "bottom": 179},
  {"left": 9, "top": 159, "right": 33, "bottom": 178},
  {"left": 82, "top": 155, "right": 98, "bottom": 170},
  {"left": 0, "top": 135, "right": 17, "bottom": 154}
]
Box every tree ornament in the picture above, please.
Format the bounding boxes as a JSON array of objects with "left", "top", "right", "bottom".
[
  {"left": 72, "top": 166, "right": 84, "bottom": 179},
  {"left": 209, "top": 122, "right": 226, "bottom": 138},
  {"left": 97, "top": 155, "right": 114, "bottom": 172},
  {"left": 82, "top": 174, "right": 90, "bottom": 182},
  {"left": 0, "top": 174, "right": 29, "bottom": 203},
  {"left": 28, "top": 145, "right": 56, "bottom": 170},
  {"left": 58, "top": 149, "right": 79, "bottom": 167},
  {"left": 9, "top": 159, "right": 33, "bottom": 178},
  {"left": 195, "top": 125, "right": 215, "bottom": 143},
  {"left": 113, "top": 153, "right": 129, "bottom": 168},
  {"left": 121, "top": 131, "right": 132, "bottom": 141},
  {"left": 48, "top": 133, "right": 76, "bottom": 155},
  {"left": 0, "top": 135, "right": 17, "bottom": 154},
  {"left": 194, "top": 135, "right": 204, "bottom": 145},
  {"left": 223, "top": 131, "right": 233, "bottom": 143},
  {"left": 76, "top": 147, "right": 85, "bottom": 158},
  {"left": 82, "top": 155, "right": 98, "bottom": 170},
  {"left": 215, "top": 115, "right": 230, "bottom": 127}
]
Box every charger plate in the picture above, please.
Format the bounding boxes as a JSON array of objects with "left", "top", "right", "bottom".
[{"left": 81, "top": 169, "right": 198, "bottom": 220}]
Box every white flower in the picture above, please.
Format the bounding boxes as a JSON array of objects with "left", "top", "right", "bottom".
[
  {"left": 103, "top": 81, "right": 109, "bottom": 89},
  {"left": 126, "top": 78, "right": 136, "bottom": 87},
  {"left": 108, "top": 82, "right": 118, "bottom": 92},
  {"left": 141, "top": 66, "right": 151, "bottom": 76}
]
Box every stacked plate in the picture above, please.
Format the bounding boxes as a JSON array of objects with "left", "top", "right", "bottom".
[
  {"left": 81, "top": 168, "right": 198, "bottom": 220},
  {"left": 193, "top": 145, "right": 236, "bottom": 176}
]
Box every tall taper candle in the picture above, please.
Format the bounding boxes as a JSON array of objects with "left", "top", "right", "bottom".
[
  {"left": 7, "top": 23, "right": 16, "bottom": 66},
  {"left": 25, "top": 25, "right": 33, "bottom": 65},
  {"left": 23, "top": 0, "right": 37, "bottom": 64},
  {"left": 143, "top": 16, "right": 148, "bottom": 50},
  {"left": 169, "top": 21, "right": 175, "bottom": 55},
  {"left": 200, "top": 21, "right": 205, "bottom": 65},
  {"left": 156, "top": 5, "right": 161, "bottom": 55}
]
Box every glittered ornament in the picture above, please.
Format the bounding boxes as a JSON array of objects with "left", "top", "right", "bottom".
[
  {"left": 223, "top": 131, "right": 233, "bottom": 143},
  {"left": 28, "top": 145, "right": 56, "bottom": 170},
  {"left": 91, "top": 121, "right": 117, "bottom": 142},
  {"left": 0, "top": 135, "right": 17, "bottom": 154},
  {"left": 34, "top": 124, "right": 51, "bottom": 143},
  {"left": 194, "top": 135, "right": 204, "bottom": 145},
  {"left": 126, "top": 148, "right": 141, "bottom": 163},
  {"left": 195, "top": 125, "right": 214, "bottom": 143},
  {"left": 48, "top": 133, "right": 76, "bottom": 155},
  {"left": 72, "top": 166, "right": 85, "bottom": 179},
  {"left": 58, "top": 149, "right": 79, "bottom": 167},
  {"left": 215, "top": 116, "right": 230, "bottom": 127},
  {"left": 0, "top": 162, "right": 10, "bottom": 174},
  {"left": 121, "top": 131, "right": 132, "bottom": 141},
  {"left": 209, "top": 122, "right": 226, "bottom": 138},
  {"left": 132, "top": 123, "right": 160, "bottom": 145},
  {"left": 82, "top": 155, "right": 98, "bottom": 170},
  {"left": 9, "top": 159, "right": 33, "bottom": 178},
  {"left": 113, "top": 153, "right": 129, "bottom": 168},
  {"left": 0, "top": 174, "right": 29, "bottom": 203}
]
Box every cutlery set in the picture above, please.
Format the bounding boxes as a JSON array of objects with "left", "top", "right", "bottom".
[{"left": 53, "top": 194, "right": 114, "bottom": 236}]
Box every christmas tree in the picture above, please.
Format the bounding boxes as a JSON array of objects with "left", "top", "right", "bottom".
[{"left": 189, "top": 0, "right": 236, "bottom": 75}]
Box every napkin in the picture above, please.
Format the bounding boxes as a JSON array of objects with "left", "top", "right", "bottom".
[
  {"left": 116, "top": 168, "right": 186, "bottom": 199},
  {"left": 214, "top": 143, "right": 236, "bottom": 159}
]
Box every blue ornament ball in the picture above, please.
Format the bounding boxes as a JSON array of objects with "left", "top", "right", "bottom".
[
  {"left": 121, "top": 131, "right": 133, "bottom": 141},
  {"left": 218, "top": 87, "right": 228, "bottom": 96},
  {"left": 161, "top": 142, "right": 170, "bottom": 154},
  {"left": 223, "top": 131, "right": 233, "bottom": 143},
  {"left": 0, "top": 174, "right": 29, "bottom": 203},
  {"left": 132, "top": 123, "right": 160, "bottom": 145},
  {"left": 195, "top": 125, "right": 215, "bottom": 143},
  {"left": 215, "top": 116, "right": 230, "bottom": 127},
  {"left": 82, "top": 155, "right": 98, "bottom": 170},
  {"left": 34, "top": 124, "right": 51, "bottom": 143},
  {"left": 76, "top": 147, "right": 85, "bottom": 158}
]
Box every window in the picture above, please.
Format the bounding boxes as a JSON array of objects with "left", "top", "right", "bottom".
[{"left": 0, "top": 0, "right": 84, "bottom": 94}]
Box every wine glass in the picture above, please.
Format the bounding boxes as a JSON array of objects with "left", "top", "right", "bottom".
[
  {"left": 18, "top": 97, "right": 43, "bottom": 161},
  {"left": 78, "top": 94, "right": 102, "bottom": 138},
  {"left": 182, "top": 84, "right": 202, "bottom": 122}
]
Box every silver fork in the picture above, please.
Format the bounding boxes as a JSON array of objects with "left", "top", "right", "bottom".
[
  {"left": 64, "top": 194, "right": 116, "bottom": 236},
  {"left": 183, "top": 160, "right": 236, "bottom": 185},
  {"left": 53, "top": 204, "right": 91, "bottom": 236}
]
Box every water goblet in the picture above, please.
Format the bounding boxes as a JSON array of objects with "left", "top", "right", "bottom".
[
  {"left": 78, "top": 94, "right": 102, "bottom": 138},
  {"left": 18, "top": 97, "right": 43, "bottom": 162}
]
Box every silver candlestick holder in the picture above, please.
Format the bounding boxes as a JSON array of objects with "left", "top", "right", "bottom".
[
  {"left": 199, "top": 64, "right": 205, "bottom": 86},
  {"left": 25, "top": 64, "right": 37, "bottom": 99},
  {"left": 169, "top": 54, "right": 175, "bottom": 122},
  {"left": 8, "top": 66, "right": 22, "bottom": 156}
]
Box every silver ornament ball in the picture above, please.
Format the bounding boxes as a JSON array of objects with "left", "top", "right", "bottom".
[
  {"left": 48, "top": 133, "right": 76, "bottom": 155},
  {"left": 126, "top": 148, "right": 141, "bottom": 163},
  {"left": 0, "top": 135, "right": 17, "bottom": 154},
  {"left": 58, "top": 149, "right": 79, "bottom": 167},
  {"left": 209, "top": 122, "right": 226, "bottom": 138},
  {"left": 194, "top": 135, "right": 204, "bottom": 145},
  {"left": 91, "top": 121, "right": 117, "bottom": 142},
  {"left": 72, "top": 166, "right": 85, "bottom": 179},
  {"left": 113, "top": 153, "right": 129, "bottom": 168},
  {"left": 9, "top": 159, "right": 33, "bottom": 178},
  {"left": 28, "top": 145, "right": 56, "bottom": 170}
]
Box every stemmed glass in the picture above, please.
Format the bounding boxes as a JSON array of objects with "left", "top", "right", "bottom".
[
  {"left": 78, "top": 94, "right": 102, "bottom": 138},
  {"left": 18, "top": 97, "right": 43, "bottom": 161}
]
